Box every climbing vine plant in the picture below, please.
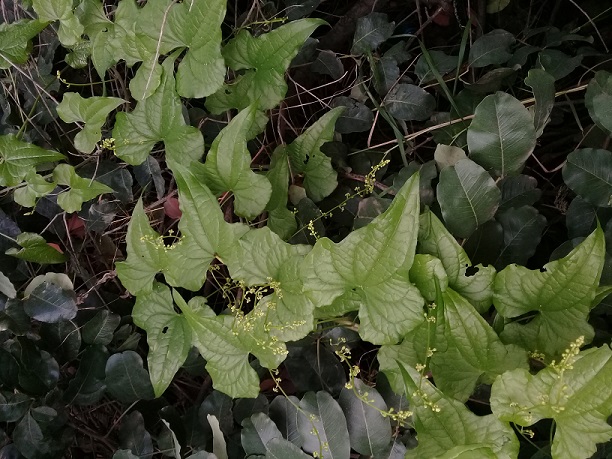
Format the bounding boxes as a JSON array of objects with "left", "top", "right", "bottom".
[{"left": 1, "top": 0, "right": 612, "bottom": 458}]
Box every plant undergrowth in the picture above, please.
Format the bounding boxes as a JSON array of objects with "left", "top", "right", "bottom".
[{"left": 1, "top": 0, "right": 612, "bottom": 458}]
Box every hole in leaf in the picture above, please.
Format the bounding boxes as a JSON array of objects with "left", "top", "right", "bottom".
[
  {"left": 510, "top": 311, "right": 539, "bottom": 325},
  {"left": 539, "top": 267, "right": 547, "bottom": 272},
  {"left": 304, "top": 154, "right": 310, "bottom": 164},
  {"left": 162, "top": 326, "right": 168, "bottom": 334},
  {"left": 464, "top": 265, "right": 479, "bottom": 277},
  {"left": 225, "top": 89, "right": 231, "bottom": 95},
  {"left": 173, "top": 304, "right": 182, "bottom": 315}
]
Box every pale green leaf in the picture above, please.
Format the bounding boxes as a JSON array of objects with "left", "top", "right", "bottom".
[
  {"left": 0, "top": 134, "right": 65, "bottom": 187},
  {"left": 467, "top": 91, "right": 536, "bottom": 176},
  {"left": 338, "top": 379, "right": 391, "bottom": 456},
  {"left": 0, "top": 271, "right": 16, "bottom": 299},
  {"left": 0, "top": 19, "right": 48, "bottom": 69},
  {"left": 13, "top": 171, "right": 56, "bottom": 208},
  {"left": 430, "top": 289, "right": 528, "bottom": 402},
  {"left": 113, "top": 57, "right": 204, "bottom": 168},
  {"left": 418, "top": 210, "right": 496, "bottom": 312},
  {"left": 134, "top": 0, "right": 226, "bottom": 99},
  {"left": 436, "top": 158, "right": 501, "bottom": 239},
  {"left": 491, "top": 345, "right": 612, "bottom": 459},
  {"left": 563, "top": 148, "right": 612, "bottom": 208},
  {"left": 493, "top": 226, "right": 605, "bottom": 357},
  {"left": 53, "top": 164, "right": 113, "bottom": 213},
  {"left": 434, "top": 144, "right": 467, "bottom": 170},
  {"left": 286, "top": 107, "right": 343, "bottom": 202},
  {"left": 56, "top": 93, "right": 124, "bottom": 153},
  {"left": 115, "top": 200, "right": 167, "bottom": 295},
  {"left": 132, "top": 283, "right": 193, "bottom": 397},
  {"left": 524, "top": 69, "right": 555, "bottom": 138},
  {"left": 206, "top": 19, "right": 325, "bottom": 113},
  {"left": 409, "top": 254, "right": 448, "bottom": 302},
  {"left": 201, "top": 105, "right": 272, "bottom": 219},
  {"left": 32, "top": 0, "right": 83, "bottom": 46},
  {"left": 586, "top": 70, "right": 612, "bottom": 136},
  {"left": 298, "top": 391, "right": 350, "bottom": 459},
  {"left": 396, "top": 363, "right": 519, "bottom": 459}
]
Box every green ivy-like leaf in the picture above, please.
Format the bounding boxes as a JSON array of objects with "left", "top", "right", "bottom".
[
  {"left": 53, "top": 164, "right": 113, "bottom": 213},
  {"left": 563, "top": 148, "right": 612, "bottom": 208},
  {"left": 418, "top": 210, "right": 496, "bottom": 312},
  {"left": 56, "top": 93, "right": 124, "bottom": 153},
  {"left": 266, "top": 147, "right": 297, "bottom": 239},
  {"left": 113, "top": 57, "right": 204, "bottom": 168},
  {"left": 493, "top": 226, "right": 605, "bottom": 357},
  {"left": 491, "top": 345, "right": 612, "bottom": 459},
  {"left": 206, "top": 19, "right": 325, "bottom": 113},
  {"left": 467, "top": 91, "right": 536, "bottom": 176},
  {"left": 395, "top": 362, "right": 519, "bottom": 459},
  {"left": 302, "top": 175, "right": 424, "bottom": 344},
  {"left": 430, "top": 289, "right": 528, "bottom": 401},
  {"left": 286, "top": 107, "right": 343, "bottom": 202},
  {"left": 32, "top": 0, "right": 83, "bottom": 46},
  {"left": 0, "top": 19, "right": 48, "bottom": 69},
  {"left": 134, "top": 0, "right": 226, "bottom": 99},
  {"left": 201, "top": 105, "right": 272, "bottom": 219},
  {"left": 436, "top": 158, "right": 501, "bottom": 239},
  {"left": 13, "top": 170, "right": 56, "bottom": 208},
  {"left": 0, "top": 134, "right": 65, "bottom": 187}
]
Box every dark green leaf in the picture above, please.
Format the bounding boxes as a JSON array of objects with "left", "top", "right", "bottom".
[
  {"left": 351, "top": 13, "right": 394, "bottom": 55},
  {"left": 563, "top": 148, "right": 612, "bottom": 207},
  {"left": 469, "top": 29, "right": 514, "bottom": 67},
  {"left": 385, "top": 84, "right": 435, "bottom": 121},
  {"left": 586, "top": 71, "right": 612, "bottom": 136},
  {"left": 373, "top": 56, "right": 400, "bottom": 94},
  {"left": 13, "top": 412, "right": 45, "bottom": 458},
  {"left": 495, "top": 205, "right": 546, "bottom": 268},
  {"left": 437, "top": 158, "right": 501, "bottom": 238},
  {"left": 538, "top": 49, "right": 582, "bottom": 80},
  {"left": 269, "top": 395, "right": 302, "bottom": 446},
  {"left": 311, "top": 50, "right": 344, "bottom": 80},
  {"left": 82, "top": 310, "right": 120, "bottom": 345},
  {"left": 338, "top": 379, "right": 391, "bottom": 456},
  {"left": 23, "top": 281, "right": 77, "bottom": 323},
  {"left": 467, "top": 91, "right": 536, "bottom": 176},
  {"left": 39, "top": 320, "right": 81, "bottom": 362},
  {"left": 119, "top": 411, "right": 154, "bottom": 456},
  {"left": 0, "top": 392, "right": 30, "bottom": 422},
  {"left": 241, "top": 413, "right": 282, "bottom": 456},
  {"left": 415, "top": 50, "right": 458, "bottom": 82},
  {"left": 266, "top": 437, "right": 311, "bottom": 459},
  {"left": 331, "top": 97, "right": 373, "bottom": 133},
  {"left": 524, "top": 69, "right": 555, "bottom": 138},
  {"left": 199, "top": 391, "right": 234, "bottom": 435},
  {"left": 64, "top": 345, "right": 108, "bottom": 405},
  {"left": 298, "top": 391, "right": 350, "bottom": 459},
  {"left": 105, "top": 351, "right": 155, "bottom": 403},
  {"left": 498, "top": 174, "right": 541, "bottom": 212}
]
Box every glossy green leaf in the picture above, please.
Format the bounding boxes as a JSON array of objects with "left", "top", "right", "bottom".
[
  {"left": 468, "top": 29, "right": 514, "bottom": 68},
  {"left": 64, "top": 345, "right": 108, "bottom": 405},
  {"left": 53, "top": 164, "right": 113, "bottom": 213},
  {"left": 32, "top": 0, "right": 83, "bottom": 46},
  {"left": 351, "top": 13, "right": 394, "bottom": 54},
  {"left": 495, "top": 205, "right": 546, "bottom": 268},
  {"left": 563, "top": 148, "right": 612, "bottom": 208},
  {"left": 241, "top": 412, "right": 283, "bottom": 456},
  {"left": 338, "top": 379, "right": 391, "bottom": 456},
  {"left": 105, "top": 351, "right": 155, "bottom": 403},
  {"left": 13, "top": 171, "right": 56, "bottom": 208},
  {"left": 266, "top": 438, "right": 311, "bottom": 459},
  {"left": 409, "top": 253, "right": 448, "bottom": 302},
  {"left": 437, "top": 158, "right": 501, "bottom": 239},
  {"left": 0, "top": 134, "right": 65, "bottom": 187},
  {"left": 385, "top": 84, "right": 436, "bottom": 121},
  {"left": 134, "top": 0, "right": 226, "bottom": 99},
  {"left": 525, "top": 69, "right": 555, "bottom": 138},
  {"left": 298, "top": 391, "right": 350, "bottom": 459},
  {"left": 206, "top": 19, "right": 325, "bottom": 113},
  {"left": 201, "top": 105, "right": 272, "bottom": 219},
  {"left": 113, "top": 57, "right": 204, "bottom": 168},
  {"left": 418, "top": 210, "right": 496, "bottom": 312},
  {"left": 23, "top": 281, "right": 77, "bottom": 323},
  {"left": 6, "top": 233, "right": 67, "bottom": 264},
  {"left": 286, "top": 107, "right": 343, "bottom": 201},
  {"left": 498, "top": 174, "right": 541, "bottom": 212},
  {"left": 266, "top": 148, "right": 297, "bottom": 239},
  {"left": 302, "top": 175, "right": 425, "bottom": 344},
  {"left": 396, "top": 362, "right": 519, "bottom": 459},
  {"left": 132, "top": 283, "right": 193, "bottom": 397},
  {"left": 467, "top": 92, "right": 537, "bottom": 176},
  {"left": 269, "top": 395, "right": 302, "bottom": 446},
  {"left": 430, "top": 289, "right": 528, "bottom": 401},
  {"left": 493, "top": 226, "right": 605, "bottom": 357},
  {"left": 56, "top": 93, "right": 124, "bottom": 153},
  {"left": 0, "top": 19, "right": 48, "bottom": 69},
  {"left": 586, "top": 70, "right": 612, "bottom": 136},
  {"left": 491, "top": 345, "right": 612, "bottom": 459}
]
